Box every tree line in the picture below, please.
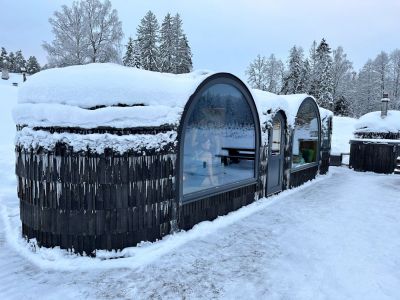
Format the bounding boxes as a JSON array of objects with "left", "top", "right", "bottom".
[
  {"left": 123, "top": 11, "right": 192, "bottom": 74},
  {"left": 246, "top": 39, "right": 400, "bottom": 116},
  {"left": 0, "top": 47, "right": 41, "bottom": 74},
  {"left": 42, "top": 0, "right": 192, "bottom": 74}
]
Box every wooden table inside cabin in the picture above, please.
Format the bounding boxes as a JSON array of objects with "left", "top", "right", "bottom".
[{"left": 216, "top": 147, "right": 255, "bottom": 165}]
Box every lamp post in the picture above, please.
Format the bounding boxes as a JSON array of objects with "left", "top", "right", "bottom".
[
  {"left": 381, "top": 92, "right": 390, "bottom": 118},
  {"left": 20, "top": 67, "right": 27, "bottom": 82}
]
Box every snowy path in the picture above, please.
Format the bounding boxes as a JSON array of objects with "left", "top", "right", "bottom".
[{"left": 1, "top": 135, "right": 399, "bottom": 300}]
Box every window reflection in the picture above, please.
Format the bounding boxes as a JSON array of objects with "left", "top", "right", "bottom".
[
  {"left": 271, "top": 119, "right": 282, "bottom": 155},
  {"left": 292, "top": 101, "right": 319, "bottom": 168},
  {"left": 322, "top": 117, "right": 332, "bottom": 149},
  {"left": 183, "top": 83, "right": 256, "bottom": 196}
]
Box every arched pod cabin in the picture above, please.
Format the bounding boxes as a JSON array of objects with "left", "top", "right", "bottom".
[
  {"left": 253, "top": 92, "right": 331, "bottom": 191},
  {"left": 13, "top": 64, "right": 332, "bottom": 254}
]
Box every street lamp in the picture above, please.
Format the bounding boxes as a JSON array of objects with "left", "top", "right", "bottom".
[{"left": 20, "top": 67, "right": 27, "bottom": 82}]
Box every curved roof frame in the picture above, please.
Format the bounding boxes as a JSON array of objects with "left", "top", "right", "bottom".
[
  {"left": 176, "top": 73, "right": 261, "bottom": 204},
  {"left": 290, "top": 96, "right": 322, "bottom": 172}
]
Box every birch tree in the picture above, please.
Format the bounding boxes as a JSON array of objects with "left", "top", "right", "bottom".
[
  {"left": 43, "top": 0, "right": 123, "bottom": 67},
  {"left": 82, "top": 0, "right": 123, "bottom": 63},
  {"left": 265, "top": 54, "right": 284, "bottom": 94},
  {"left": 389, "top": 49, "right": 400, "bottom": 109},
  {"left": 246, "top": 54, "right": 268, "bottom": 90},
  {"left": 332, "top": 46, "right": 353, "bottom": 102},
  {"left": 372, "top": 51, "right": 390, "bottom": 97},
  {"left": 354, "top": 59, "right": 380, "bottom": 116}
]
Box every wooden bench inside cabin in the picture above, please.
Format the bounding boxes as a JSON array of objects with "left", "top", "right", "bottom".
[{"left": 216, "top": 147, "right": 255, "bottom": 165}]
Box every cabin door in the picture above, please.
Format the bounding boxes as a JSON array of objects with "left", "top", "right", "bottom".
[{"left": 267, "top": 113, "right": 285, "bottom": 195}]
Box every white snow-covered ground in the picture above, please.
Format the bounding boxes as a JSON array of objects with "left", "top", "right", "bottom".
[
  {"left": 331, "top": 116, "right": 357, "bottom": 155},
  {"left": 331, "top": 116, "right": 357, "bottom": 165},
  {"left": 1, "top": 82, "right": 400, "bottom": 299}
]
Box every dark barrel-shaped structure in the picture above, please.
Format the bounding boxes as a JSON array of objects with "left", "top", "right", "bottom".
[
  {"left": 350, "top": 110, "right": 400, "bottom": 174},
  {"left": 16, "top": 129, "right": 175, "bottom": 253},
  {"left": 14, "top": 64, "right": 332, "bottom": 254}
]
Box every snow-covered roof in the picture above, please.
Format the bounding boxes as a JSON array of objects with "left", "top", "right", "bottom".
[
  {"left": 14, "top": 63, "right": 213, "bottom": 128},
  {"left": 13, "top": 63, "right": 321, "bottom": 130},
  {"left": 18, "top": 63, "right": 212, "bottom": 108},
  {"left": 355, "top": 110, "right": 400, "bottom": 133},
  {"left": 252, "top": 90, "right": 319, "bottom": 127},
  {"left": 319, "top": 107, "right": 334, "bottom": 121}
]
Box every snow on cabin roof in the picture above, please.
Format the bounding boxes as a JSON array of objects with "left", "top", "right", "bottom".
[
  {"left": 251, "top": 90, "right": 318, "bottom": 127},
  {"left": 18, "top": 63, "right": 212, "bottom": 108},
  {"left": 13, "top": 63, "right": 321, "bottom": 129},
  {"left": 319, "top": 107, "right": 334, "bottom": 121},
  {"left": 355, "top": 110, "right": 400, "bottom": 133},
  {"left": 14, "top": 63, "right": 213, "bottom": 128}
]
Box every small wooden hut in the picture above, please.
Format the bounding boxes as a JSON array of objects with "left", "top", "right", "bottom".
[
  {"left": 350, "top": 108, "right": 400, "bottom": 174},
  {"left": 14, "top": 63, "right": 332, "bottom": 254}
]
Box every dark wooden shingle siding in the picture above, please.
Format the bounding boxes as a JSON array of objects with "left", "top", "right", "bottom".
[
  {"left": 16, "top": 143, "right": 175, "bottom": 254},
  {"left": 319, "top": 151, "right": 330, "bottom": 174},
  {"left": 179, "top": 184, "right": 259, "bottom": 231},
  {"left": 350, "top": 141, "right": 400, "bottom": 174},
  {"left": 16, "top": 108, "right": 331, "bottom": 254},
  {"left": 289, "top": 165, "right": 319, "bottom": 188}
]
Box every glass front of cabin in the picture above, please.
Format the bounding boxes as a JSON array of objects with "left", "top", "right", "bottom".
[
  {"left": 291, "top": 99, "right": 321, "bottom": 170},
  {"left": 180, "top": 76, "right": 259, "bottom": 202}
]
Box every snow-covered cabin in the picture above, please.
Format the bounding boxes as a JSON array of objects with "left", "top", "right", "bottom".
[
  {"left": 350, "top": 110, "right": 400, "bottom": 174},
  {"left": 13, "top": 63, "right": 332, "bottom": 254}
]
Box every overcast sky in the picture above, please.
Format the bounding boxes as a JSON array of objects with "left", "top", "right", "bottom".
[{"left": 1, "top": 0, "right": 399, "bottom": 77}]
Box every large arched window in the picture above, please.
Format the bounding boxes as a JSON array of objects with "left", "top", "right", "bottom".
[
  {"left": 291, "top": 100, "right": 320, "bottom": 169},
  {"left": 181, "top": 79, "right": 258, "bottom": 199}
]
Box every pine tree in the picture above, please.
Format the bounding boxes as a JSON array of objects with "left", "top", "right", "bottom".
[
  {"left": 123, "top": 37, "right": 141, "bottom": 68},
  {"left": 281, "top": 46, "right": 305, "bottom": 94},
  {"left": 167, "top": 13, "right": 193, "bottom": 74},
  {"left": 137, "top": 10, "right": 160, "bottom": 71},
  {"left": 0, "top": 47, "right": 7, "bottom": 69},
  {"left": 307, "top": 40, "right": 318, "bottom": 96},
  {"left": 171, "top": 13, "right": 183, "bottom": 73},
  {"left": 26, "top": 56, "right": 41, "bottom": 74},
  {"left": 246, "top": 54, "right": 268, "bottom": 90},
  {"left": 175, "top": 34, "right": 193, "bottom": 74},
  {"left": 14, "top": 50, "right": 26, "bottom": 73},
  {"left": 301, "top": 58, "right": 311, "bottom": 93},
  {"left": 131, "top": 39, "right": 141, "bottom": 68},
  {"left": 8, "top": 52, "right": 16, "bottom": 73},
  {"left": 334, "top": 96, "right": 351, "bottom": 116},
  {"left": 310, "top": 39, "right": 334, "bottom": 109},
  {"left": 159, "top": 13, "right": 175, "bottom": 72},
  {"left": 123, "top": 37, "right": 134, "bottom": 67}
]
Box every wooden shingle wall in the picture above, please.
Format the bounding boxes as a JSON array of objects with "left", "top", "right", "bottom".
[{"left": 16, "top": 142, "right": 175, "bottom": 255}]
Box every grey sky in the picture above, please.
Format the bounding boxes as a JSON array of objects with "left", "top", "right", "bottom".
[{"left": 1, "top": 0, "right": 399, "bottom": 77}]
